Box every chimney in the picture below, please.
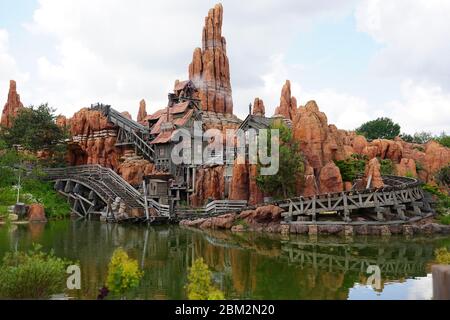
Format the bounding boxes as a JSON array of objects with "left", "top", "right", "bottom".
[{"left": 249, "top": 103, "right": 252, "bottom": 116}]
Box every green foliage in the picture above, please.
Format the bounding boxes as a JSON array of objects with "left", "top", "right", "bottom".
[
  {"left": 356, "top": 117, "right": 401, "bottom": 141},
  {"left": 256, "top": 121, "right": 304, "bottom": 198},
  {"left": 422, "top": 184, "right": 450, "bottom": 220},
  {"left": 435, "top": 247, "right": 450, "bottom": 264},
  {"left": 0, "top": 244, "right": 71, "bottom": 299},
  {"left": 106, "top": 248, "right": 143, "bottom": 298},
  {"left": 334, "top": 154, "right": 367, "bottom": 182},
  {"left": 1, "top": 104, "right": 66, "bottom": 153},
  {"left": 186, "top": 258, "right": 224, "bottom": 300},
  {"left": 415, "top": 160, "right": 424, "bottom": 172},
  {"left": 435, "top": 166, "right": 450, "bottom": 187},
  {"left": 400, "top": 133, "right": 414, "bottom": 143},
  {"left": 434, "top": 132, "right": 450, "bottom": 148},
  {"left": 379, "top": 158, "right": 394, "bottom": 175},
  {"left": 0, "top": 149, "right": 70, "bottom": 219}
]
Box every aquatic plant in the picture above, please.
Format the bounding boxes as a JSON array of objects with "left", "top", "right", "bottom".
[
  {"left": 0, "top": 244, "right": 72, "bottom": 299},
  {"left": 186, "top": 258, "right": 224, "bottom": 300},
  {"left": 106, "top": 248, "right": 143, "bottom": 298}
]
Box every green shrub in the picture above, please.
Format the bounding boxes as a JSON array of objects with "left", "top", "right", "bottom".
[
  {"left": 435, "top": 247, "right": 450, "bottom": 264},
  {"left": 106, "top": 248, "right": 143, "bottom": 298},
  {"left": 435, "top": 166, "right": 450, "bottom": 187},
  {"left": 423, "top": 184, "right": 450, "bottom": 219},
  {"left": 0, "top": 245, "right": 72, "bottom": 299},
  {"left": 435, "top": 133, "right": 450, "bottom": 148},
  {"left": 379, "top": 159, "right": 394, "bottom": 175},
  {"left": 334, "top": 154, "right": 366, "bottom": 182},
  {"left": 186, "top": 258, "right": 224, "bottom": 300}
]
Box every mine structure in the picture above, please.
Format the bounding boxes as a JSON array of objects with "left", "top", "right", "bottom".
[{"left": 38, "top": 4, "right": 441, "bottom": 226}]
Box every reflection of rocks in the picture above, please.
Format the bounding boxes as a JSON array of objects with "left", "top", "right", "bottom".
[{"left": 28, "top": 222, "right": 46, "bottom": 240}]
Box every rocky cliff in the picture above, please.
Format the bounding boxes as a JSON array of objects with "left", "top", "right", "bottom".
[
  {"left": 1, "top": 80, "right": 24, "bottom": 128},
  {"left": 188, "top": 4, "right": 233, "bottom": 114}
]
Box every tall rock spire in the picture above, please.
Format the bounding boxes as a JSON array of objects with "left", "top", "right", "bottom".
[
  {"left": 137, "top": 99, "right": 147, "bottom": 123},
  {"left": 274, "top": 80, "right": 297, "bottom": 120},
  {"left": 1, "top": 80, "right": 24, "bottom": 128},
  {"left": 188, "top": 3, "right": 233, "bottom": 114}
]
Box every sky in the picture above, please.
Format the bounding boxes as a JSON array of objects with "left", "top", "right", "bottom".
[{"left": 0, "top": 0, "right": 449, "bottom": 134}]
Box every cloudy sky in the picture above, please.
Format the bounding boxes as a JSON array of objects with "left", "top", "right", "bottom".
[{"left": 1, "top": 0, "right": 449, "bottom": 134}]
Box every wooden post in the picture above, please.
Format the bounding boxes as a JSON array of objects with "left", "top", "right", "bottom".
[
  {"left": 432, "top": 265, "right": 450, "bottom": 300},
  {"left": 142, "top": 181, "right": 150, "bottom": 221}
]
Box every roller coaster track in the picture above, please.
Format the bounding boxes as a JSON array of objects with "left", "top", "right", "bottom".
[
  {"left": 91, "top": 103, "right": 155, "bottom": 161},
  {"left": 276, "top": 175, "right": 430, "bottom": 223},
  {"left": 44, "top": 164, "right": 430, "bottom": 224}
]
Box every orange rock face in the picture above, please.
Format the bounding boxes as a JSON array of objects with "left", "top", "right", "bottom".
[
  {"left": 363, "top": 158, "right": 384, "bottom": 189},
  {"left": 229, "top": 156, "right": 249, "bottom": 201},
  {"left": 274, "top": 80, "right": 297, "bottom": 120},
  {"left": 292, "top": 101, "right": 346, "bottom": 170},
  {"left": 121, "top": 111, "right": 132, "bottom": 120},
  {"left": 190, "top": 165, "right": 226, "bottom": 207},
  {"left": 28, "top": 204, "right": 47, "bottom": 222},
  {"left": 396, "top": 158, "right": 417, "bottom": 177},
  {"left": 137, "top": 99, "right": 147, "bottom": 123},
  {"left": 118, "top": 158, "right": 156, "bottom": 186},
  {"left": 253, "top": 98, "right": 265, "bottom": 117},
  {"left": 319, "top": 162, "right": 344, "bottom": 194},
  {"left": 67, "top": 108, "right": 120, "bottom": 169},
  {"left": 56, "top": 115, "right": 69, "bottom": 129},
  {"left": 188, "top": 4, "right": 233, "bottom": 114},
  {"left": 1, "top": 80, "right": 24, "bottom": 128}
]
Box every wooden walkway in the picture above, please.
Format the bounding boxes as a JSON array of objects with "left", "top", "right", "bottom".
[{"left": 276, "top": 175, "right": 429, "bottom": 223}]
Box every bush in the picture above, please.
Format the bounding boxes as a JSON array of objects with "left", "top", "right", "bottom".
[
  {"left": 435, "top": 247, "right": 450, "bottom": 264},
  {"left": 435, "top": 166, "right": 450, "bottom": 187},
  {"left": 106, "top": 248, "right": 143, "bottom": 298},
  {"left": 334, "top": 154, "right": 366, "bottom": 182},
  {"left": 0, "top": 245, "right": 72, "bottom": 299},
  {"left": 422, "top": 184, "right": 450, "bottom": 219},
  {"left": 186, "top": 258, "right": 224, "bottom": 300},
  {"left": 379, "top": 159, "right": 394, "bottom": 175}
]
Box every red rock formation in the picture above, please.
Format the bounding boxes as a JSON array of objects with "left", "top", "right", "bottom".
[
  {"left": 292, "top": 100, "right": 346, "bottom": 170},
  {"left": 319, "top": 162, "right": 344, "bottom": 194},
  {"left": 56, "top": 115, "right": 69, "bottom": 129},
  {"left": 28, "top": 204, "right": 47, "bottom": 222},
  {"left": 1, "top": 80, "right": 24, "bottom": 128},
  {"left": 253, "top": 98, "right": 265, "bottom": 117},
  {"left": 188, "top": 4, "right": 233, "bottom": 114},
  {"left": 363, "top": 158, "right": 384, "bottom": 189},
  {"left": 371, "top": 139, "right": 403, "bottom": 162},
  {"left": 190, "top": 165, "right": 226, "bottom": 207},
  {"left": 229, "top": 155, "right": 249, "bottom": 201},
  {"left": 299, "top": 164, "right": 319, "bottom": 197},
  {"left": 274, "top": 80, "right": 297, "bottom": 120},
  {"left": 118, "top": 158, "right": 156, "bottom": 186},
  {"left": 137, "top": 99, "right": 147, "bottom": 123},
  {"left": 421, "top": 141, "right": 450, "bottom": 183},
  {"left": 396, "top": 158, "right": 417, "bottom": 177},
  {"left": 121, "top": 111, "right": 132, "bottom": 120},
  {"left": 67, "top": 108, "right": 120, "bottom": 169},
  {"left": 248, "top": 164, "right": 264, "bottom": 205}
]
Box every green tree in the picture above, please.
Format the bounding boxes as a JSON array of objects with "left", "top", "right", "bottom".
[
  {"left": 435, "top": 132, "right": 450, "bottom": 148},
  {"left": 256, "top": 120, "right": 304, "bottom": 199},
  {"left": 186, "top": 258, "right": 224, "bottom": 300},
  {"left": 412, "top": 131, "right": 434, "bottom": 144},
  {"left": 356, "top": 117, "right": 401, "bottom": 140},
  {"left": 1, "top": 104, "right": 66, "bottom": 153}
]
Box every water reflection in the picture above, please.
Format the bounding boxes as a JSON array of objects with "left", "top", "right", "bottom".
[{"left": 0, "top": 220, "right": 448, "bottom": 300}]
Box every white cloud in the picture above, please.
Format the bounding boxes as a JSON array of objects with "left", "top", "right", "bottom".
[
  {"left": 20, "top": 0, "right": 356, "bottom": 119},
  {"left": 0, "top": 29, "right": 29, "bottom": 100},
  {"left": 356, "top": 0, "right": 450, "bottom": 86}
]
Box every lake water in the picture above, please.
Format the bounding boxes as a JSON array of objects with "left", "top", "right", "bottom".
[{"left": 0, "top": 220, "right": 448, "bottom": 300}]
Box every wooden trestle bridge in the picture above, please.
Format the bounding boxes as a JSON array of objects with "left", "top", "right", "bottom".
[{"left": 44, "top": 164, "right": 431, "bottom": 225}]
